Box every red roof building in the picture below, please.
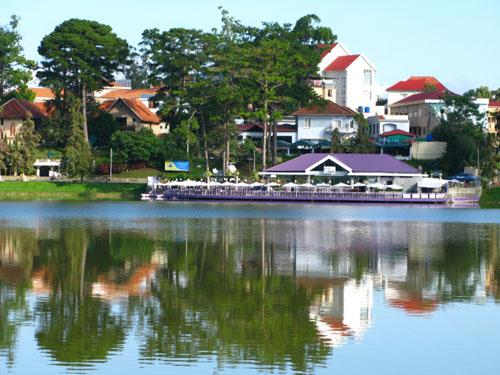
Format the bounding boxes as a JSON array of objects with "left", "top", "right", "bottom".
[
  {"left": 323, "top": 55, "right": 361, "bottom": 72},
  {"left": 293, "top": 100, "right": 357, "bottom": 116},
  {"left": 387, "top": 76, "right": 447, "bottom": 92},
  {"left": 99, "top": 98, "right": 167, "bottom": 135}
]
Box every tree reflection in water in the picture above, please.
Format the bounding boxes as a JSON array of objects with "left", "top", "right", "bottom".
[{"left": 0, "top": 218, "right": 498, "bottom": 373}]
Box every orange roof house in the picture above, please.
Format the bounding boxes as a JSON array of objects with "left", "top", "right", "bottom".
[{"left": 99, "top": 98, "right": 167, "bottom": 135}]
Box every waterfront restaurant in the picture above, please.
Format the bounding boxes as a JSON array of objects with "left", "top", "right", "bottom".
[{"left": 260, "top": 153, "right": 424, "bottom": 191}]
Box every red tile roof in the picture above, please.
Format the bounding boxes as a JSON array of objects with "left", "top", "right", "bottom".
[
  {"left": 0, "top": 98, "right": 48, "bottom": 119},
  {"left": 378, "top": 129, "right": 415, "bottom": 138},
  {"left": 391, "top": 89, "right": 456, "bottom": 106},
  {"left": 489, "top": 100, "right": 500, "bottom": 107},
  {"left": 101, "top": 88, "right": 157, "bottom": 100},
  {"left": 100, "top": 98, "right": 161, "bottom": 124},
  {"left": 293, "top": 100, "right": 357, "bottom": 116},
  {"left": 323, "top": 55, "right": 360, "bottom": 72},
  {"left": 387, "top": 76, "right": 446, "bottom": 92},
  {"left": 29, "top": 87, "right": 56, "bottom": 99}
]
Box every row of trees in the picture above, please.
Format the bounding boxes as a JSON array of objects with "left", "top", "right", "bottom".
[
  {"left": 1, "top": 10, "right": 339, "bottom": 178},
  {"left": 432, "top": 95, "right": 499, "bottom": 177}
]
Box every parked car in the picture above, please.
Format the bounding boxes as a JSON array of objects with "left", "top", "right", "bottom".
[{"left": 448, "top": 173, "right": 477, "bottom": 183}]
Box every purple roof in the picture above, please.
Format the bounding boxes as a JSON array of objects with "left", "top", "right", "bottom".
[{"left": 265, "top": 153, "right": 420, "bottom": 174}]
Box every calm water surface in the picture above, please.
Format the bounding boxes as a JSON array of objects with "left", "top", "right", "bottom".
[{"left": 0, "top": 202, "right": 499, "bottom": 374}]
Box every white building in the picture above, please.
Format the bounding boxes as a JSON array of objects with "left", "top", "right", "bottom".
[
  {"left": 317, "top": 42, "right": 377, "bottom": 116},
  {"left": 293, "top": 100, "right": 358, "bottom": 141},
  {"left": 368, "top": 115, "right": 410, "bottom": 137}
]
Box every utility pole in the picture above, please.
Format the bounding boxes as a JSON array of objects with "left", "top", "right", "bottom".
[{"left": 110, "top": 148, "right": 113, "bottom": 181}]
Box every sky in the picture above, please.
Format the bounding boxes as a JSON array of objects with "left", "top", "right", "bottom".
[{"left": 1, "top": 0, "right": 499, "bottom": 94}]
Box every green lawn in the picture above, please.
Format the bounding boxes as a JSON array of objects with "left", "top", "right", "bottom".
[
  {"left": 0, "top": 181, "right": 146, "bottom": 201},
  {"left": 479, "top": 187, "right": 500, "bottom": 209}
]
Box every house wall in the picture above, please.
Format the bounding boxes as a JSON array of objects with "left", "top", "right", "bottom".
[
  {"left": 106, "top": 101, "right": 168, "bottom": 135},
  {"left": 297, "top": 115, "right": 356, "bottom": 141},
  {"left": 0, "top": 118, "right": 23, "bottom": 142},
  {"left": 322, "top": 70, "right": 346, "bottom": 106},
  {"left": 367, "top": 116, "right": 410, "bottom": 136},
  {"left": 345, "top": 57, "right": 376, "bottom": 116},
  {"left": 318, "top": 43, "right": 350, "bottom": 72},
  {"left": 387, "top": 91, "right": 420, "bottom": 107},
  {"left": 410, "top": 142, "right": 447, "bottom": 160},
  {"left": 488, "top": 107, "right": 500, "bottom": 134},
  {"left": 390, "top": 102, "right": 439, "bottom": 137},
  {"left": 312, "top": 86, "right": 337, "bottom": 101}
]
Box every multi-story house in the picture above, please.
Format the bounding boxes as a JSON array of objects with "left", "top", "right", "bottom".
[
  {"left": 390, "top": 90, "right": 490, "bottom": 137},
  {"left": 315, "top": 42, "right": 377, "bottom": 116},
  {"left": 386, "top": 76, "right": 447, "bottom": 108}
]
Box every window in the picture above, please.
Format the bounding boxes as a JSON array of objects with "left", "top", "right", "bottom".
[
  {"left": 10, "top": 123, "right": 16, "bottom": 137},
  {"left": 116, "top": 117, "right": 127, "bottom": 127},
  {"left": 0, "top": 118, "right": 3, "bottom": 125},
  {"left": 304, "top": 118, "right": 311, "bottom": 129},
  {"left": 327, "top": 89, "right": 332, "bottom": 97},
  {"left": 332, "top": 120, "right": 340, "bottom": 130},
  {"left": 363, "top": 70, "right": 372, "bottom": 86},
  {"left": 418, "top": 109, "right": 422, "bottom": 117},
  {"left": 350, "top": 120, "right": 354, "bottom": 129}
]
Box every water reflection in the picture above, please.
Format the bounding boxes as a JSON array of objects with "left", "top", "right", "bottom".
[{"left": 0, "top": 217, "right": 499, "bottom": 373}]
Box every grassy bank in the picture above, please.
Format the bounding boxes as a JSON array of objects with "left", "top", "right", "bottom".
[
  {"left": 0, "top": 181, "right": 146, "bottom": 201},
  {"left": 479, "top": 187, "right": 500, "bottom": 208}
]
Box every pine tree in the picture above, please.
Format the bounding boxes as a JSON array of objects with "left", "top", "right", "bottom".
[
  {"left": 61, "top": 102, "right": 92, "bottom": 181},
  {"left": 16, "top": 114, "right": 41, "bottom": 175}
]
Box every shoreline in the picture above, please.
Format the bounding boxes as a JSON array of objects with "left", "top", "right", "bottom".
[{"left": 0, "top": 181, "right": 146, "bottom": 201}]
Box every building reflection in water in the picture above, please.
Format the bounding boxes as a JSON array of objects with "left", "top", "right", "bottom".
[{"left": 0, "top": 218, "right": 499, "bottom": 369}]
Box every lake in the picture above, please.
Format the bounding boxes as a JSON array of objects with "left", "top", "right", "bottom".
[{"left": 0, "top": 202, "right": 499, "bottom": 374}]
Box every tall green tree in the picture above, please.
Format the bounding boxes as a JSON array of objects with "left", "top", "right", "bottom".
[
  {"left": 351, "top": 113, "right": 375, "bottom": 153},
  {"left": 37, "top": 19, "right": 129, "bottom": 142},
  {"left": 0, "top": 15, "right": 35, "bottom": 103},
  {"left": 61, "top": 101, "right": 92, "bottom": 180},
  {"left": 330, "top": 128, "right": 346, "bottom": 153},
  {"left": 240, "top": 15, "right": 335, "bottom": 167},
  {"left": 463, "top": 86, "right": 491, "bottom": 99},
  {"left": 432, "top": 95, "right": 492, "bottom": 176},
  {"left": 9, "top": 114, "right": 41, "bottom": 176}
]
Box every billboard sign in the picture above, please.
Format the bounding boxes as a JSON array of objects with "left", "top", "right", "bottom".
[{"left": 164, "top": 160, "right": 190, "bottom": 172}]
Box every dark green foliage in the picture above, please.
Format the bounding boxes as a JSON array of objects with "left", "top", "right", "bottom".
[
  {"left": 37, "top": 19, "right": 129, "bottom": 141},
  {"left": 432, "top": 95, "right": 495, "bottom": 177},
  {"left": 350, "top": 113, "right": 375, "bottom": 153},
  {"left": 330, "top": 128, "right": 346, "bottom": 153},
  {"left": 88, "top": 111, "right": 119, "bottom": 147},
  {"left": 9, "top": 115, "right": 41, "bottom": 175},
  {"left": 42, "top": 92, "right": 80, "bottom": 146},
  {"left": 463, "top": 86, "right": 492, "bottom": 99},
  {"left": 111, "top": 129, "right": 159, "bottom": 166},
  {"left": 0, "top": 15, "right": 35, "bottom": 103},
  {"left": 37, "top": 19, "right": 129, "bottom": 94},
  {"left": 61, "top": 101, "right": 92, "bottom": 180}
]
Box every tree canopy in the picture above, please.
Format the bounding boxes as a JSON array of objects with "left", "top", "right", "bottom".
[
  {"left": 37, "top": 19, "right": 129, "bottom": 141},
  {"left": 0, "top": 15, "right": 35, "bottom": 103}
]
